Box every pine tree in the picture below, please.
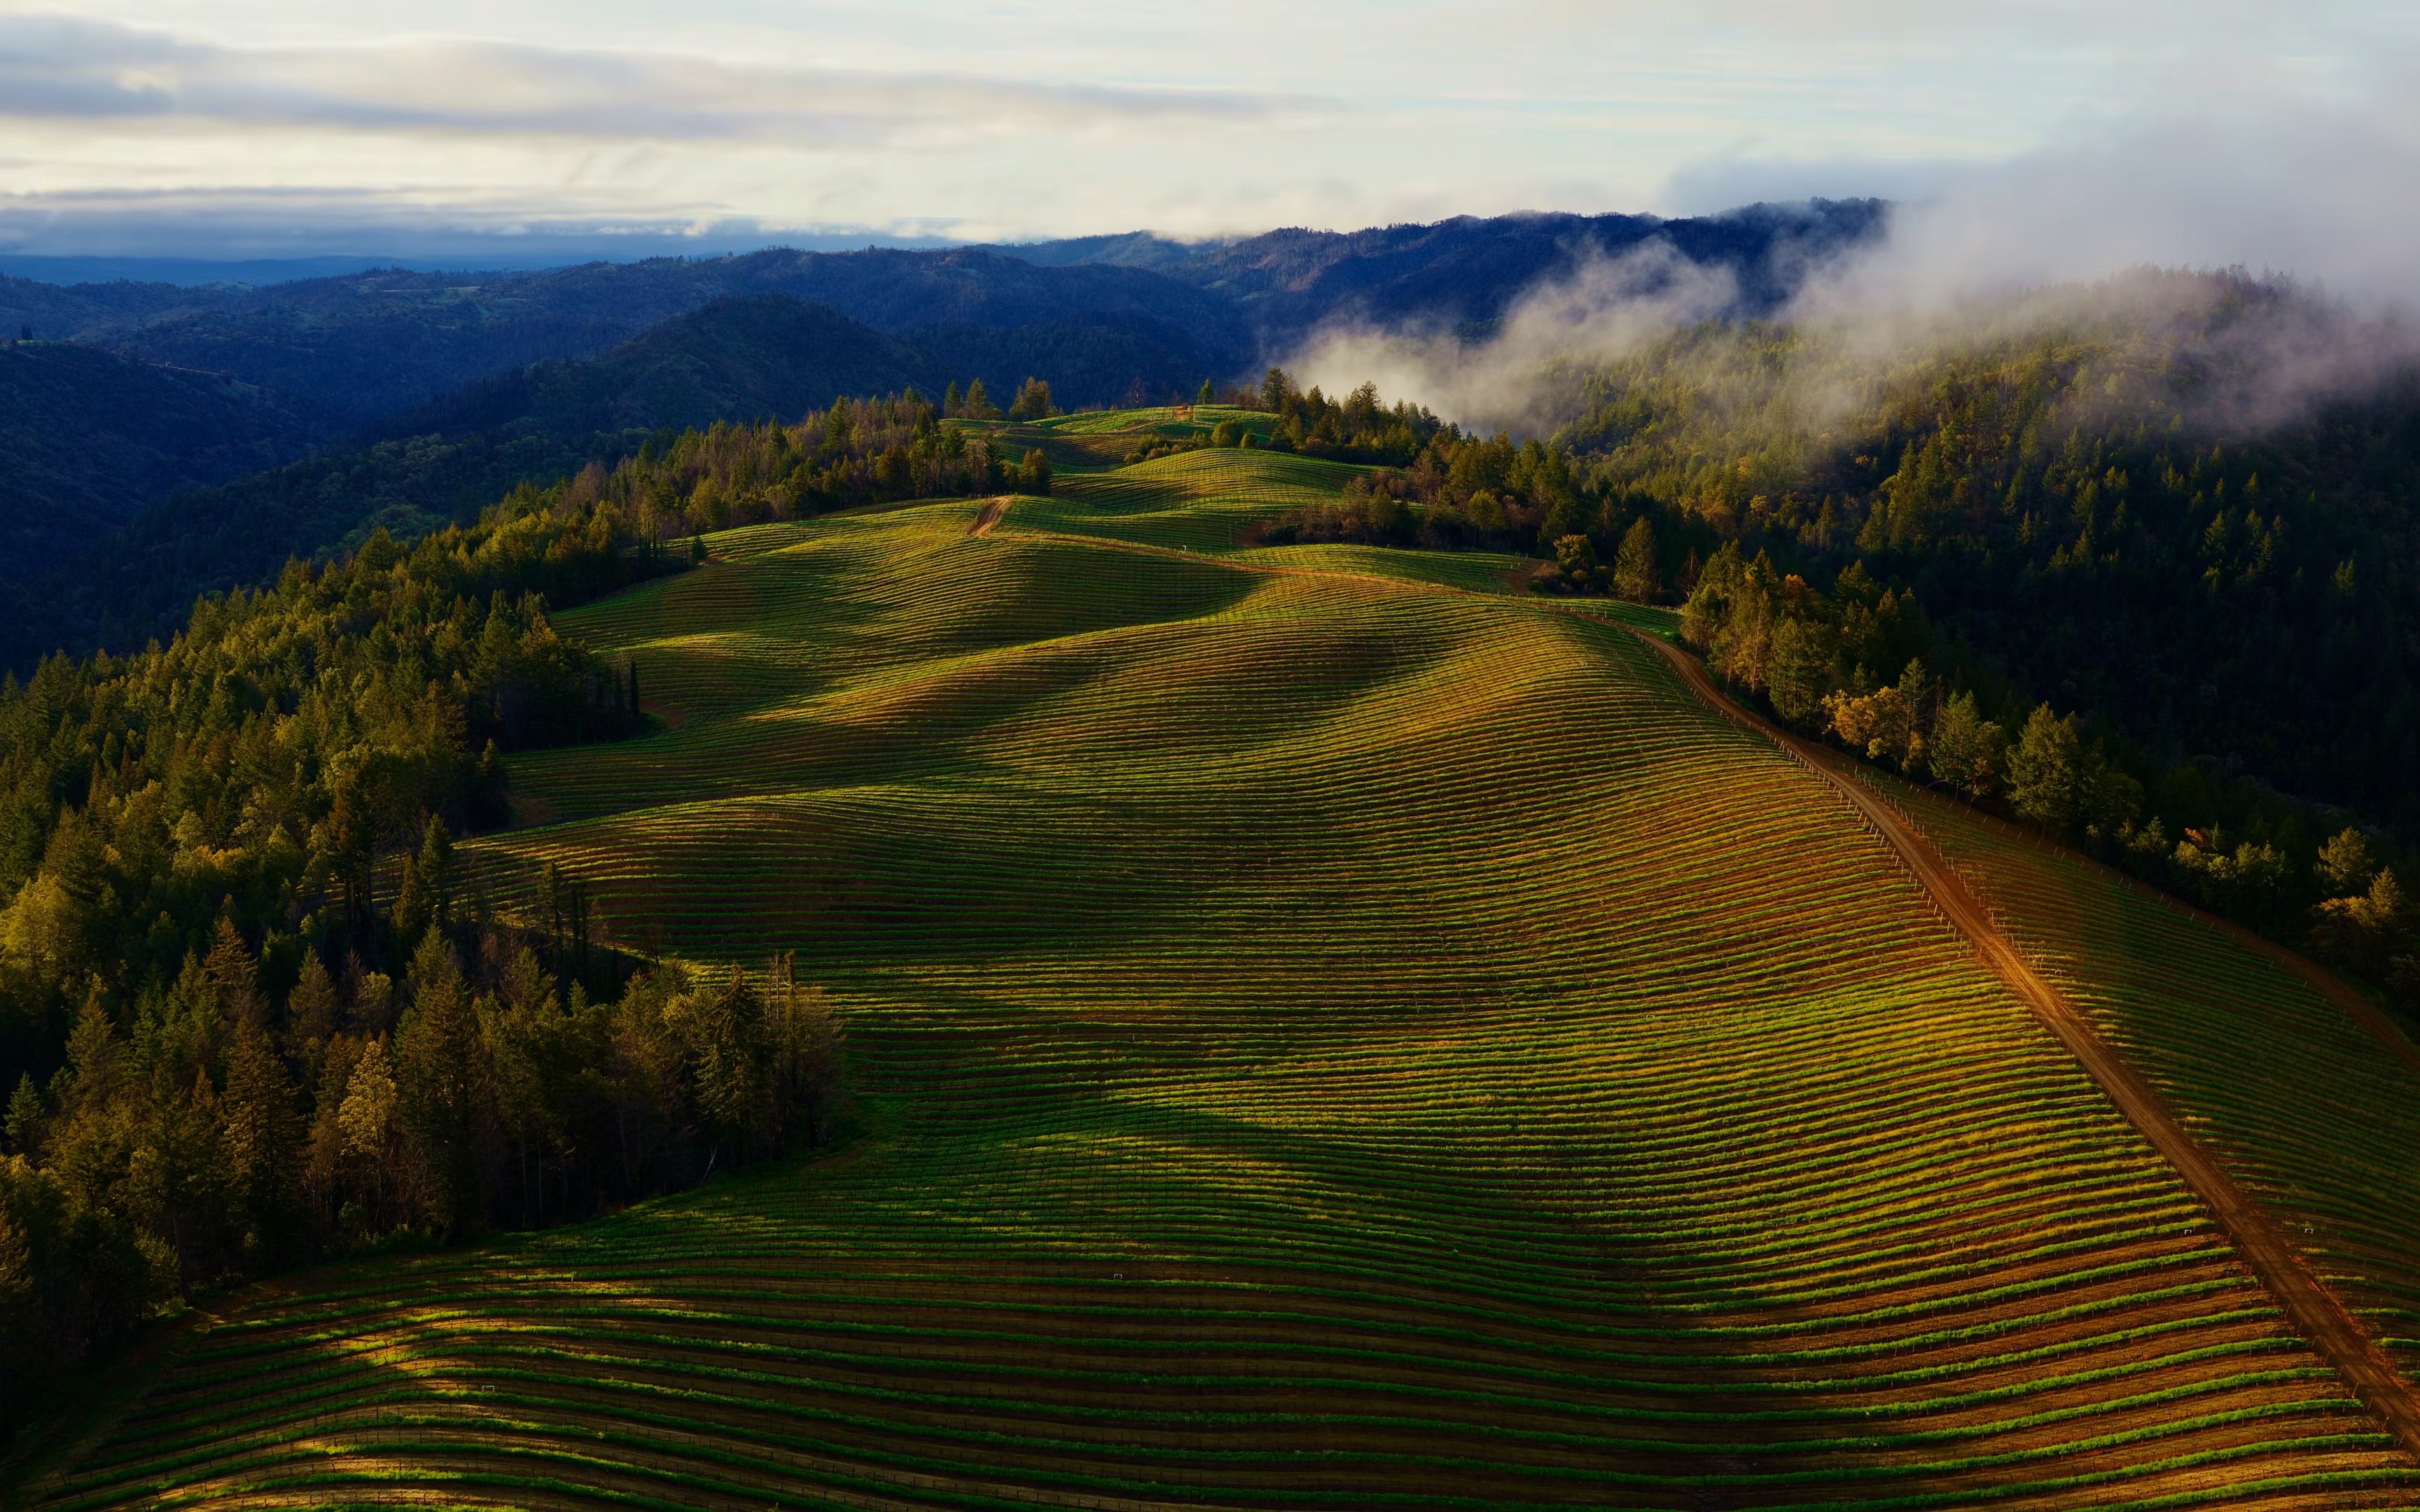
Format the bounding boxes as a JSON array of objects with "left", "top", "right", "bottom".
[
  {"left": 2008, "top": 704, "right": 2087, "bottom": 830},
  {"left": 1928, "top": 692, "right": 2007, "bottom": 798},
  {"left": 1765, "top": 619, "right": 1836, "bottom": 727},
  {"left": 1008, "top": 377, "right": 1055, "bottom": 422},
  {"left": 221, "top": 1021, "right": 302, "bottom": 1263},
  {"left": 391, "top": 853, "right": 431, "bottom": 946},
  {"left": 1613, "top": 518, "right": 1660, "bottom": 603},
  {"left": 4, "top": 1074, "right": 41, "bottom": 1155},
  {"left": 396, "top": 933, "right": 487, "bottom": 1235},
  {"left": 2318, "top": 828, "right": 2379, "bottom": 896},
  {"left": 417, "top": 818, "right": 454, "bottom": 931},
  {"left": 679, "top": 970, "right": 774, "bottom": 1156},
  {"left": 1019, "top": 449, "right": 1052, "bottom": 496},
  {"left": 943, "top": 381, "right": 962, "bottom": 417},
  {"left": 964, "top": 377, "right": 995, "bottom": 419}
]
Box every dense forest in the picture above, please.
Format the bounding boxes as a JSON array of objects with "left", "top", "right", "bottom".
[
  {"left": 1245, "top": 372, "right": 1598, "bottom": 552},
  {"left": 0, "top": 480, "right": 844, "bottom": 1436},
  {"left": 1547, "top": 273, "right": 2420, "bottom": 832},
  {"left": 0, "top": 340, "right": 322, "bottom": 574},
  {"left": 1, "top": 371, "right": 1050, "bottom": 673}
]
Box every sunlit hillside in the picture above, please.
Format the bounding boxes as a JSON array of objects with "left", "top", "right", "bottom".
[{"left": 16, "top": 420, "right": 2420, "bottom": 1510}]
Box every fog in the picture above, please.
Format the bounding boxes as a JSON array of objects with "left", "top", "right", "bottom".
[{"left": 1291, "top": 79, "right": 2420, "bottom": 438}]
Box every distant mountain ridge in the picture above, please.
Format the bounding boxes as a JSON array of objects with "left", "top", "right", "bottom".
[
  {"left": 0, "top": 203, "right": 1889, "bottom": 662},
  {"left": 0, "top": 246, "right": 1256, "bottom": 427},
  {"left": 0, "top": 203, "right": 1882, "bottom": 428},
  {"left": 999, "top": 202, "right": 1886, "bottom": 340}
]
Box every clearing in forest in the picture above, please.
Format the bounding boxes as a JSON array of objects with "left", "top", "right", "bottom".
[{"left": 24, "top": 414, "right": 2420, "bottom": 1511}]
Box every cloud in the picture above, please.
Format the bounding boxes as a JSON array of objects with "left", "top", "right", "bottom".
[
  {"left": 1670, "top": 40, "right": 2420, "bottom": 318},
  {"left": 1287, "top": 240, "right": 1741, "bottom": 432},
  {"left": 0, "top": 15, "right": 1293, "bottom": 145}
]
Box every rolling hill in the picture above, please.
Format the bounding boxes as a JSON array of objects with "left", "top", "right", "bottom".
[
  {"left": 0, "top": 341, "right": 321, "bottom": 575},
  {"left": 15, "top": 419, "right": 2420, "bottom": 1508},
  {"left": 0, "top": 206, "right": 1884, "bottom": 664}
]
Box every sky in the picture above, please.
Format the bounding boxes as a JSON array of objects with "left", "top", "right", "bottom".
[{"left": 1, "top": 1, "right": 2416, "bottom": 287}]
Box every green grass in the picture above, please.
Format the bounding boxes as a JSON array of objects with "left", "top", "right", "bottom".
[{"left": 26, "top": 427, "right": 2420, "bottom": 1510}]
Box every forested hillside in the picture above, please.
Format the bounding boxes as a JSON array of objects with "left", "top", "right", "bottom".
[
  {"left": 369, "top": 297, "right": 933, "bottom": 442},
  {"left": 1545, "top": 272, "right": 2420, "bottom": 844},
  {"left": 47, "top": 249, "right": 1249, "bottom": 426},
  {"left": 0, "top": 483, "right": 845, "bottom": 1429},
  {"left": 0, "top": 304, "right": 1036, "bottom": 666},
  {"left": 0, "top": 342, "right": 322, "bottom": 573}
]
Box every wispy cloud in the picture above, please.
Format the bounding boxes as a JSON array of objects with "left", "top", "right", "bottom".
[{"left": 0, "top": 15, "right": 1291, "bottom": 144}]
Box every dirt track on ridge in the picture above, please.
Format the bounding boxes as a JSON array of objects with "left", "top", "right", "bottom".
[
  {"left": 1625, "top": 626, "right": 2420, "bottom": 1464},
  {"left": 967, "top": 497, "right": 1009, "bottom": 537}
]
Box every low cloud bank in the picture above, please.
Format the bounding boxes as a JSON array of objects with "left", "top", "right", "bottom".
[
  {"left": 1292, "top": 76, "right": 2420, "bottom": 438},
  {"left": 1289, "top": 241, "right": 1741, "bottom": 435}
]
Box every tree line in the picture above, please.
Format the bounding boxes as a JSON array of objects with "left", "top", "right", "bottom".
[
  {"left": 598, "top": 388, "right": 1054, "bottom": 544},
  {"left": 1678, "top": 541, "right": 2418, "bottom": 1006},
  {"left": 0, "top": 481, "right": 842, "bottom": 1436},
  {"left": 1239, "top": 371, "right": 1624, "bottom": 557}
]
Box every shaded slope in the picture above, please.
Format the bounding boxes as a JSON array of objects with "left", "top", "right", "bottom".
[
  {"left": 88, "top": 248, "right": 1249, "bottom": 425},
  {"left": 27, "top": 442, "right": 2420, "bottom": 1509},
  {"left": 0, "top": 273, "right": 232, "bottom": 346},
  {"left": 0, "top": 341, "right": 321, "bottom": 575},
  {"left": 6, "top": 298, "right": 919, "bottom": 664},
  {"left": 374, "top": 295, "right": 933, "bottom": 441}
]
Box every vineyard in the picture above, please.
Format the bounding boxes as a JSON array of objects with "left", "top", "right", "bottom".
[{"left": 18, "top": 415, "right": 2420, "bottom": 1509}]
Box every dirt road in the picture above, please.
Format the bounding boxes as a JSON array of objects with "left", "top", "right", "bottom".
[
  {"left": 967, "top": 497, "right": 1009, "bottom": 537},
  {"left": 1626, "top": 627, "right": 2420, "bottom": 1463}
]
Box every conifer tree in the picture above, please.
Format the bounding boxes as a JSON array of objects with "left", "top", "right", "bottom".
[
  {"left": 2008, "top": 705, "right": 2087, "bottom": 831},
  {"left": 1928, "top": 693, "right": 2006, "bottom": 798},
  {"left": 1613, "top": 518, "right": 1660, "bottom": 603},
  {"left": 396, "top": 934, "right": 487, "bottom": 1234},
  {"left": 1019, "top": 449, "right": 1052, "bottom": 496},
  {"left": 1008, "top": 377, "right": 1056, "bottom": 422}
]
